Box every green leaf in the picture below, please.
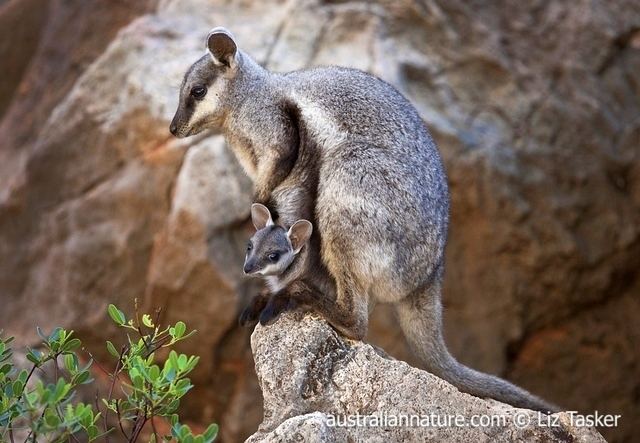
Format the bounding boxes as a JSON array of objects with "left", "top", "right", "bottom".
[
  {"left": 87, "top": 424, "right": 99, "bottom": 440},
  {"left": 12, "top": 380, "right": 24, "bottom": 396},
  {"left": 73, "top": 370, "right": 92, "bottom": 385},
  {"left": 62, "top": 338, "right": 82, "bottom": 352},
  {"left": 180, "top": 424, "right": 191, "bottom": 439},
  {"left": 203, "top": 423, "right": 219, "bottom": 442},
  {"left": 174, "top": 321, "right": 186, "bottom": 339},
  {"left": 107, "top": 304, "right": 126, "bottom": 326},
  {"left": 0, "top": 349, "right": 11, "bottom": 363},
  {"left": 164, "top": 367, "right": 176, "bottom": 382},
  {"left": 26, "top": 348, "right": 42, "bottom": 365},
  {"left": 177, "top": 354, "right": 187, "bottom": 370},
  {"left": 149, "top": 365, "right": 160, "bottom": 381},
  {"left": 0, "top": 363, "right": 11, "bottom": 375},
  {"left": 142, "top": 314, "right": 154, "bottom": 328},
  {"left": 49, "top": 327, "right": 63, "bottom": 342},
  {"left": 18, "top": 369, "right": 29, "bottom": 383},
  {"left": 106, "top": 341, "right": 119, "bottom": 358},
  {"left": 44, "top": 409, "right": 61, "bottom": 428},
  {"left": 169, "top": 350, "right": 179, "bottom": 371},
  {"left": 165, "top": 399, "right": 180, "bottom": 413},
  {"left": 184, "top": 356, "right": 200, "bottom": 374},
  {"left": 132, "top": 375, "right": 144, "bottom": 389},
  {"left": 64, "top": 353, "right": 78, "bottom": 373}
]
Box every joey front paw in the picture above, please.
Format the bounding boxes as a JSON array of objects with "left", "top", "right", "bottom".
[
  {"left": 258, "top": 295, "right": 291, "bottom": 326},
  {"left": 239, "top": 294, "right": 269, "bottom": 327},
  {"left": 239, "top": 305, "right": 260, "bottom": 327}
]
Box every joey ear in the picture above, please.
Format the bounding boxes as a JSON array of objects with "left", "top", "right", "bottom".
[
  {"left": 206, "top": 27, "right": 237, "bottom": 68},
  {"left": 287, "top": 220, "right": 313, "bottom": 254},
  {"left": 251, "top": 203, "right": 273, "bottom": 230}
]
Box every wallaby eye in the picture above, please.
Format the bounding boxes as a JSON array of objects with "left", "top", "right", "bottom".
[
  {"left": 190, "top": 85, "right": 207, "bottom": 99},
  {"left": 247, "top": 241, "right": 253, "bottom": 251},
  {"left": 267, "top": 253, "right": 279, "bottom": 262}
]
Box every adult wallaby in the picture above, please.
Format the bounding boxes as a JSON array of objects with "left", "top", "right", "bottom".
[{"left": 170, "top": 27, "right": 558, "bottom": 412}]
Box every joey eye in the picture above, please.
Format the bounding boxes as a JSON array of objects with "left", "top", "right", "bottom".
[
  {"left": 267, "top": 253, "right": 280, "bottom": 262},
  {"left": 190, "top": 85, "right": 207, "bottom": 99},
  {"left": 247, "top": 242, "right": 253, "bottom": 251}
]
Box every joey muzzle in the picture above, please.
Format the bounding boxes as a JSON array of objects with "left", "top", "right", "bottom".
[{"left": 243, "top": 260, "right": 257, "bottom": 275}]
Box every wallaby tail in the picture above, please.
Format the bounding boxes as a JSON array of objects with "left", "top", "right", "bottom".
[{"left": 395, "top": 284, "right": 560, "bottom": 413}]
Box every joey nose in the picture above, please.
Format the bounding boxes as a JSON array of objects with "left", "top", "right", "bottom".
[{"left": 169, "top": 122, "right": 178, "bottom": 136}]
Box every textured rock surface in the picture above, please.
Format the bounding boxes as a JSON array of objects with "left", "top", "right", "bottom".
[
  {"left": 0, "top": 0, "right": 638, "bottom": 442},
  {"left": 247, "top": 312, "right": 606, "bottom": 443}
]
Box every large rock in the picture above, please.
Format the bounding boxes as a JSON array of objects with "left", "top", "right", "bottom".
[
  {"left": 0, "top": 0, "right": 638, "bottom": 441},
  {"left": 247, "top": 312, "right": 605, "bottom": 443}
]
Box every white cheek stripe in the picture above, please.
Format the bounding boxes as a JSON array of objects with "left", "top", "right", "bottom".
[{"left": 257, "top": 263, "right": 279, "bottom": 275}]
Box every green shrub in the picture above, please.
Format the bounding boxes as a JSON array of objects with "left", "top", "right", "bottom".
[{"left": 0, "top": 303, "right": 218, "bottom": 443}]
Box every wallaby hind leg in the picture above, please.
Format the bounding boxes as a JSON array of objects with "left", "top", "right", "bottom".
[
  {"left": 285, "top": 277, "right": 368, "bottom": 340},
  {"left": 394, "top": 281, "right": 559, "bottom": 413}
]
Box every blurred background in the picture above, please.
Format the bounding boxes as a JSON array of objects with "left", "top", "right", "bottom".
[{"left": 0, "top": 0, "right": 638, "bottom": 441}]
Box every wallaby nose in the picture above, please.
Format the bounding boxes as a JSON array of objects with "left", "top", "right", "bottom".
[
  {"left": 243, "top": 263, "right": 254, "bottom": 274},
  {"left": 169, "top": 122, "right": 178, "bottom": 135}
]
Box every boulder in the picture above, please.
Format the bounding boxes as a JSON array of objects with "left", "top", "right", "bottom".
[{"left": 246, "top": 312, "right": 605, "bottom": 443}]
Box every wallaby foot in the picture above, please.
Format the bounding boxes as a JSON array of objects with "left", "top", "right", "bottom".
[{"left": 284, "top": 280, "right": 367, "bottom": 340}]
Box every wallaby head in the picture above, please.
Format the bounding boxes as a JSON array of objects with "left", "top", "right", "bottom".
[
  {"left": 244, "top": 203, "right": 312, "bottom": 276},
  {"left": 170, "top": 27, "right": 242, "bottom": 138}
]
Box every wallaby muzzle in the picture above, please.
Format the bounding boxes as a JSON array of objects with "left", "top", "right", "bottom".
[{"left": 169, "top": 111, "right": 188, "bottom": 138}]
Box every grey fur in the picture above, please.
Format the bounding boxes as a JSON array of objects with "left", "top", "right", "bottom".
[{"left": 171, "top": 28, "right": 558, "bottom": 413}]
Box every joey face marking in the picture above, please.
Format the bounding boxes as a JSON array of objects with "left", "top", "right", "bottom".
[
  {"left": 243, "top": 203, "right": 313, "bottom": 277},
  {"left": 243, "top": 225, "right": 296, "bottom": 276},
  {"left": 170, "top": 28, "right": 238, "bottom": 138}
]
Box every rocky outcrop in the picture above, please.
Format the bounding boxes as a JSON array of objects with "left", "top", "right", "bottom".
[
  {"left": 247, "top": 312, "right": 605, "bottom": 443},
  {"left": 0, "top": 0, "right": 638, "bottom": 442}
]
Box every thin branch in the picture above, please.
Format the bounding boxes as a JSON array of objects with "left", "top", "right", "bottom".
[
  {"left": 21, "top": 363, "right": 39, "bottom": 394},
  {"left": 128, "top": 408, "right": 148, "bottom": 443},
  {"left": 93, "top": 388, "right": 108, "bottom": 443},
  {"left": 102, "top": 343, "right": 128, "bottom": 439},
  {"left": 144, "top": 335, "right": 172, "bottom": 358},
  {"left": 153, "top": 307, "right": 163, "bottom": 327},
  {"left": 52, "top": 354, "right": 59, "bottom": 383},
  {"left": 115, "top": 400, "right": 130, "bottom": 441}
]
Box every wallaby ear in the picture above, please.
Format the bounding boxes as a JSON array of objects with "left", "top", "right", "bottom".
[
  {"left": 287, "top": 220, "right": 313, "bottom": 254},
  {"left": 251, "top": 203, "right": 273, "bottom": 230},
  {"left": 206, "top": 27, "right": 237, "bottom": 68}
]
